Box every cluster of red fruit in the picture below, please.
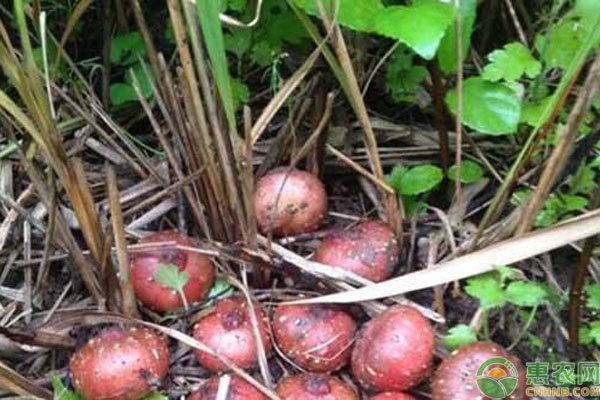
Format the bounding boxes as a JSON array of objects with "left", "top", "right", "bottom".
[{"left": 68, "top": 169, "right": 526, "bottom": 399}]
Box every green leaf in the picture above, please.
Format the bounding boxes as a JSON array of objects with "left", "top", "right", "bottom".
[
  {"left": 293, "top": 0, "right": 384, "bottom": 33},
  {"left": 535, "top": 18, "right": 588, "bottom": 70},
  {"left": 585, "top": 284, "right": 600, "bottom": 310},
  {"left": 568, "top": 163, "right": 598, "bottom": 195},
  {"left": 581, "top": 321, "right": 600, "bottom": 346},
  {"left": 437, "top": 0, "right": 477, "bottom": 74},
  {"left": 482, "top": 42, "right": 541, "bottom": 82},
  {"left": 250, "top": 40, "right": 280, "bottom": 67},
  {"left": 375, "top": 0, "right": 456, "bottom": 59},
  {"left": 231, "top": 78, "right": 250, "bottom": 110},
  {"left": 225, "top": 28, "right": 252, "bottom": 59},
  {"left": 385, "top": 47, "right": 428, "bottom": 103},
  {"left": 51, "top": 375, "right": 82, "bottom": 400},
  {"left": 443, "top": 324, "right": 478, "bottom": 351},
  {"left": 506, "top": 281, "right": 548, "bottom": 307},
  {"left": 392, "top": 164, "right": 443, "bottom": 195},
  {"left": 385, "top": 164, "right": 409, "bottom": 190},
  {"left": 227, "top": 0, "right": 247, "bottom": 12},
  {"left": 446, "top": 77, "right": 522, "bottom": 135},
  {"left": 109, "top": 62, "right": 153, "bottom": 106},
  {"left": 110, "top": 32, "right": 146, "bottom": 66},
  {"left": 208, "top": 277, "right": 235, "bottom": 299},
  {"left": 465, "top": 273, "right": 506, "bottom": 309},
  {"left": 154, "top": 264, "right": 189, "bottom": 292},
  {"left": 447, "top": 160, "right": 484, "bottom": 183},
  {"left": 142, "top": 394, "right": 169, "bottom": 400},
  {"left": 197, "top": 0, "right": 239, "bottom": 137},
  {"left": 521, "top": 96, "right": 552, "bottom": 127}
]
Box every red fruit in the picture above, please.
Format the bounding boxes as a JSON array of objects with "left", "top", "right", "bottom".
[
  {"left": 315, "top": 220, "right": 398, "bottom": 282},
  {"left": 187, "top": 375, "right": 267, "bottom": 400},
  {"left": 351, "top": 305, "right": 434, "bottom": 391},
  {"left": 130, "top": 230, "right": 215, "bottom": 312},
  {"left": 276, "top": 373, "right": 359, "bottom": 400},
  {"left": 371, "top": 393, "right": 417, "bottom": 400},
  {"left": 192, "top": 295, "right": 272, "bottom": 371},
  {"left": 69, "top": 326, "right": 169, "bottom": 400},
  {"left": 272, "top": 304, "right": 356, "bottom": 372},
  {"left": 254, "top": 168, "right": 327, "bottom": 236},
  {"left": 432, "top": 341, "right": 527, "bottom": 400}
]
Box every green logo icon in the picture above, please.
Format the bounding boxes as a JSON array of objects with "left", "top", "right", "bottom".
[{"left": 476, "top": 357, "right": 519, "bottom": 399}]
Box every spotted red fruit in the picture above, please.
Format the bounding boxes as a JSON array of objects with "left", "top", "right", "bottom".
[
  {"left": 254, "top": 168, "right": 327, "bottom": 236},
  {"left": 130, "top": 230, "right": 215, "bottom": 312},
  {"left": 432, "top": 341, "right": 527, "bottom": 400},
  {"left": 69, "top": 326, "right": 169, "bottom": 400},
  {"left": 272, "top": 304, "right": 356, "bottom": 372},
  {"left": 187, "top": 375, "right": 267, "bottom": 400},
  {"left": 351, "top": 305, "right": 434, "bottom": 391},
  {"left": 276, "top": 373, "right": 359, "bottom": 400},
  {"left": 192, "top": 295, "right": 272, "bottom": 371},
  {"left": 371, "top": 392, "right": 417, "bottom": 400},
  {"left": 315, "top": 220, "right": 399, "bottom": 282}
]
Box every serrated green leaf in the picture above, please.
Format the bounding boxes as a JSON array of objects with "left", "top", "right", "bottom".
[
  {"left": 443, "top": 324, "right": 478, "bottom": 351},
  {"left": 396, "top": 164, "right": 443, "bottom": 195},
  {"left": 375, "top": 0, "right": 456, "bottom": 59},
  {"left": 506, "top": 281, "right": 548, "bottom": 307},
  {"left": 465, "top": 273, "right": 506, "bottom": 309},
  {"left": 581, "top": 321, "right": 600, "bottom": 346},
  {"left": 482, "top": 42, "right": 541, "bottom": 82},
  {"left": 568, "top": 163, "right": 598, "bottom": 195},
  {"left": 110, "top": 31, "right": 146, "bottom": 66},
  {"left": 585, "top": 284, "right": 600, "bottom": 310},
  {"left": 385, "top": 47, "right": 428, "bottom": 103},
  {"left": 51, "top": 375, "right": 82, "bottom": 400},
  {"left": 154, "top": 264, "right": 189, "bottom": 292},
  {"left": 447, "top": 160, "right": 484, "bottom": 183},
  {"left": 535, "top": 18, "right": 588, "bottom": 70},
  {"left": 437, "top": 0, "right": 477, "bottom": 74},
  {"left": 446, "top": 77, "right": 522, "bottom": 135},
  {"left": 250, "top": 40, "right": 280, "bottom": 67}
]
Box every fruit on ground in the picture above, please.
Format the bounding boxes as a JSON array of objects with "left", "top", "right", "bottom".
[
  {"left": 371, "top": 392, "right": 417, "bottom": 400},
  {"left": 276, "top": 373, "right": 359, "bottom": 400},
  {"left": 432, "top": 341, "right": 527, "bottom": 400},
  {"left": 69, "top": 326, "right": 169, "bottom": 400},
  {"left": 187, "top": 375, "right": 267, "bottom": 400},
  {"left": 314, "top": 220, "right": 399, "bottom": 282},
  {"left": 254, "top": 168, "right": 327, "bottom": 236},
  {"left": 192, "top": 295, "right": 272, "bottom": 371},
  {"left": 130, "top": 230, "right": 215, "bottom": 312},
  {"left": 351, "top": 305, "right": 434, "bottom": 391},
  {"left": 272, "top": 304, "right": 356, "bottom": 372}
]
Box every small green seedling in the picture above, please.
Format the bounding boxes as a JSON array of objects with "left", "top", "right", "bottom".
[{"left": 154, "top": 263, "right": 190, "bottom": 310}]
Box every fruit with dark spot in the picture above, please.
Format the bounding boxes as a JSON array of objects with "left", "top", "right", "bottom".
[
  {"left": 432, "top": 341, "right": 527, "bottom": 400},
  {"left": 254, "top": 168, "right": 327, "bottom": 236},
  {"left": 130, "top": 230, "right": 215, "bottom": 312},
  {"left": 69, "top": 326, "right": 169, "bottom": 400},
  {"left": 276, "top": 373, "right": 359, "bottom": 400},
  {"left": 351, "top": 305, "right": 434, "bottom": 391},
  {"left": 192, "top": 295, "right": 272, "bottom": 371},
  {"left": 371, "top": 393, "right": 417, "bottom": 400},
  {"left": 272, "top": 304, "right": 356, "bottom": 372},
  {"left": 315, "top": 220, "right": 398, "bottom": 282},
  {"left": 187, "top": 375, "right": 267, "bottom": 400}
]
